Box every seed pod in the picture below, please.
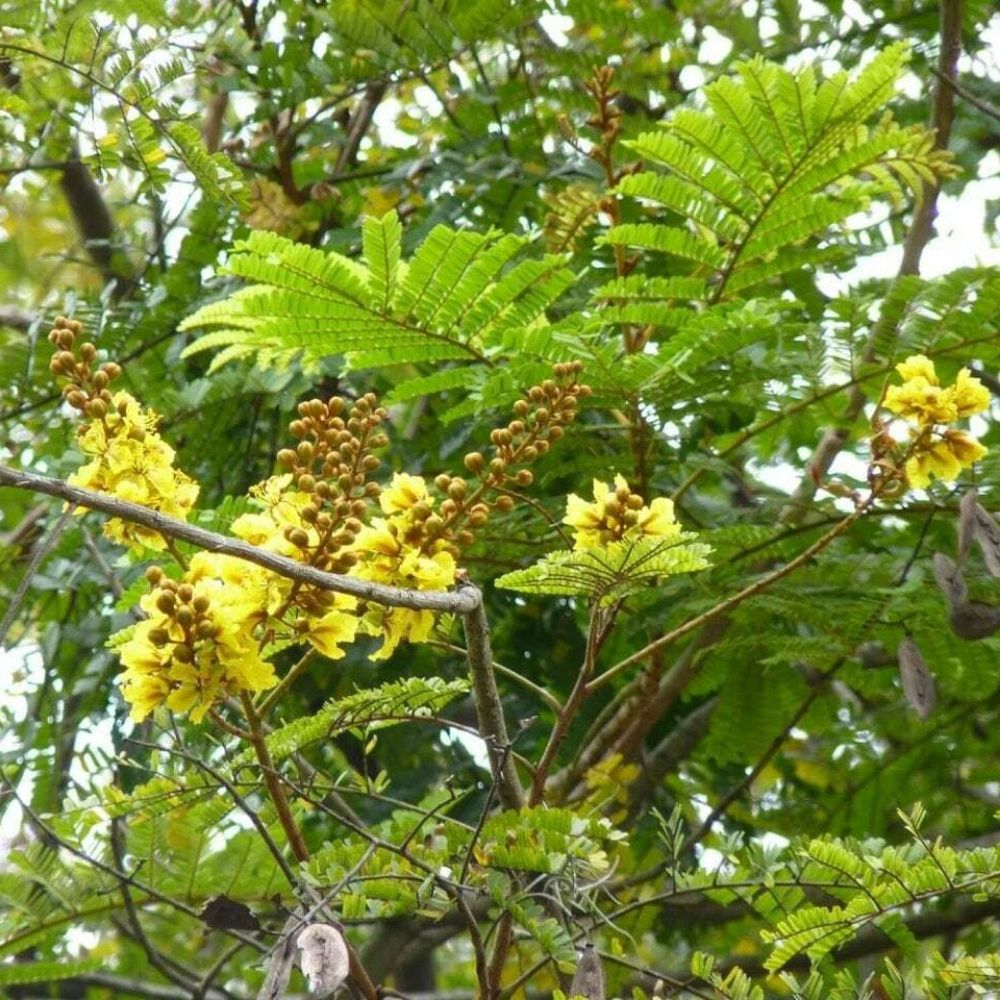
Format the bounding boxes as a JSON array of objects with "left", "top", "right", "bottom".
[
  {"left": 932, "top": 552, "right": 968, "bottom": 608},
  {"left": 297, "top": 923, "right": 349, "bottom": 995},
  {"left": 855, "top": 640, "right": 894, "bottom": 670},
  {"left": 897, "top": 636, "right": 935, "bottom": 720},
  {"left": 971, "top": 502, "right": 1000, "bottom": 577},
  {"left": 949, "top": 600, "right": 1000, "bottom": 640},
  {"left": 958, "top": 488, "right": 978, "bottom": 564},
  {"left": 569, "top": 943, "right": 605, "bottom": 1000}
]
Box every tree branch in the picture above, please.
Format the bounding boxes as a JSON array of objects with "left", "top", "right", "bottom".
[
  {"left": 0, "top": 463, "right": 480, "bottom": 614},
  {"left": 460, "top": 581, "right": 525, "bottom": 812}
]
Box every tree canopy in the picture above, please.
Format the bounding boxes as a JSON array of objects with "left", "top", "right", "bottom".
[{"left": 2, "top": 2, "right": 1000, "bottom": 998}]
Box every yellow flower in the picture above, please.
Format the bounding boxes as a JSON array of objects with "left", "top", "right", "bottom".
[
  {"left": 905, "top": 429, "right": 987, "bottom": 489},
  {"left": 367, "top": 607, "right": 436, "bottom": 662},
  {"left": 884, "top": 379, "right": 957, "bottom": 426},
  {"left": 380, "top": 472, "right": 430, "bottom": 515},
  {"left": 350, "top": 511, "right": 457, "bottom": 660},
  {"left": 117, "top": 564, "right": 278, "bottom": 722},
  {"left": 895, "top": 354, "right": 938, "bottom": 384},
  {"left": 306, "top": 599, "right": 359, "bottom": 659},
  {"left": 68, "top": 392, "right": 198, "bottom": 552},
  {"left": 563, "top": 474, "right": 681, "bottom": 550},
  {"left": 885, "top": 356, "right": 991, "bottom": 427},
  {"left": 950, "top": 368, "right": 990, "bottom": 418},
  {"left": 232, "top": 478, "right": 317, "bottom": 557}
]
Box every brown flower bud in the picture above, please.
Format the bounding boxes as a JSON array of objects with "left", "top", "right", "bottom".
[
  {"left": 156, "top": 592, "right": 176, "bottom": 615},
  {"left": 363, "top": 454, "right": 380, "bottom": 471},
  {"left": 515, "top": 469, "right": 534, "bottom": 487},
  {"left": 456, "top": 530, "right": 474, "bottom": 546},
  {"left": 277, "top": 448, "right": 297, "bottom": 468},
  {"left": 192, "top": 595, "right": 210, "bottom": 614},
  {"left": 102, "top": 362, "right": 122, "bottom": 380},
  {"left": 176, "top": 606, "right": 194, "bottom": 627},
  {"left": 434, "top": 474, "right": 451, "bottom": 491},
  {"left": 513, "top": 399, "right": 530, "bottom": 417},
  {"left": 80, "top": 342, "right": 96, "bottom": 362},
  {"left": 148, "top": 627, "right": 170, "bottom": 646},
  {"left": 145, "top": 566, "right": 164, "bottom": 585},
  {"left": 290, "top": 528, "right": 311, "bottom": 548},
  {"left": 495, "top": 495, "right": 515, "bottom": 512},
  {"left": 173, "top": 643, "right": 194, "bottom": 664},
  {"left": 298, "top": 474, "right": 316, "bottom": 492},
  {"left": 464, "top": 452, "right": 485, "bottom": 473},
  {"left": 448, "top": 479, "right": 467, "bottom": 500},
  {"left": 85, "top": 399, "right": 107, "bottom": 419}
]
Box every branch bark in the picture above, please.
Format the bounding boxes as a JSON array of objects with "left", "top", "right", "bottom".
[
  {"left": 460, "top": 581, "right": 525, "bottom": 812},
  {"left": 0, "top": 463, "right": 480, "bottom": 614}
]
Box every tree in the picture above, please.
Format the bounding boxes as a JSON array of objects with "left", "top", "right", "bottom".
[{"left": 2, "top": 1, "right": 1000, "bottom": 998}]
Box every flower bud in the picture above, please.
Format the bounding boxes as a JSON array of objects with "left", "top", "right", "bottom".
[
  {"left": 192, "top": 595, "right": 210, "bottom": 614},
  {"left": 290, "top": 528, "right": 311, "bottom": 548},
  {"left": 148, "top": 627, "right": 170, "bottom": 646},
  {"left": 464, "top": 452, "right": 485, "bottom": 473},
  {"left": 177, "top": 584, "right": 194, "bottom": 603},
  {"left": 102, "top": 362, "right": 122, "bottom": 380},
  {"left": 156, "top": 593, "right": 176, "bottom": 615},
  {"left": 176, "top": 606, "right": 194, "bottom": 627},
  {"left": 495, "top": 495, "right": 515, "bottom": 512},
  {"left": 146, "top": 566, "right": 164, "bottom": 585},
  {"left": 173, "top": 643, "right": 193, "bottom": 664},
  {"left": 515, "top": 469, "right": 534, "bottom": 487},
  {"left": 435, "top": 474, "right": 452, "bottom": 491}
]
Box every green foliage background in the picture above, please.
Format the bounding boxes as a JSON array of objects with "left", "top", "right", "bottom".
[{"left": 2, "top": 1, "right": 1000, "bottom": 997}]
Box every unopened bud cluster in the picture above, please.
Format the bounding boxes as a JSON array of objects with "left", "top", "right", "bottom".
[
  {"left": 274, "top": 393, "right": 388, "bottom": 573},
  {"left": 433, "top": 362, "right": 591, "bottom": 542},
  {"left": 48, "top": 316, "right": 123, "bottom": 420},
  {"left": 144, "top": 566, "right": 221, "bottom": 655}
]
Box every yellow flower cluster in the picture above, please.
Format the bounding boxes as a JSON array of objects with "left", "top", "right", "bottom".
[
  {"left": 118, "top": 560, "right": 276, "bottom": 722},
  {"left": 67, "top": 391, "right": 199, "bottom": 551},
  {"left": 564, "top": 474, "right": 680, "bottom": 550},
  {"left": 47, "top": 319, "right": 590, "bottom": 724},
  {"left": 47, "top": 318, "right": 198, "bottom": 552},
  {"left": 884, "top": 355, "right": 990, "bottom": 489},
  {"left": 351, "top": 473, "right": 458, "bottom": 660}
]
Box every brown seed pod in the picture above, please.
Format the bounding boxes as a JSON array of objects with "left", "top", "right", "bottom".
[
  {"left": 855, "top": 640, "right": 894, "bottom": 670},
  {"left": 569, "top": 944, "right": 605, "bottom": 1000},
  {"left": 958, "top": 488, "right": 978, "bottom": 564},
  {"left": 897, "top": 636, "right": 935, "bottom": 720},
  {"left": 971, "top": 502, "right": 1000, "bottom": 577},
  {"left": 932, "top": 552, "right": 968, "bottom": 608},
  {"left": 949, "top": 601, "right": 1000, "bottom": 640}
]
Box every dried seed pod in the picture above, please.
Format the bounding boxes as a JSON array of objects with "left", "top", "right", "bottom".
[
  {"left": 855, "top": 640, "right": 894, "bottom": 670},
  {"left": 932, "top": 552, "right": 968, "bottom": 608},
  {"left": 569, "top": 943, "right": 605, "bottom": 1000},
  {"left": 897, "top": 636, "right": 935, "bottom": 720},
  {"left": 200, "top": 894, "right": 260, "bottom": 931},
  {"left": 958, "top": 488, "right": 978, "bottom": 564},
  {"left": 971, "top": 502, "right": 1000, "bottom": 577},
  {"left": 949, "top": 600, "right": 1000, "bottom": 640},
  {"left": 297, "top": 923, "right": 349, "bottom": 995}
]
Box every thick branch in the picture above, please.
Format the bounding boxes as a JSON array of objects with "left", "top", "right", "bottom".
[
  {"left": 460, "top": 581, "right": 525, "bottom": 811},
  {"left": 0, "top": 464, "right": 480, "bottom": 614},
  {"left": 59, "top": 158, "right": 134, "bottom": 291}
]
